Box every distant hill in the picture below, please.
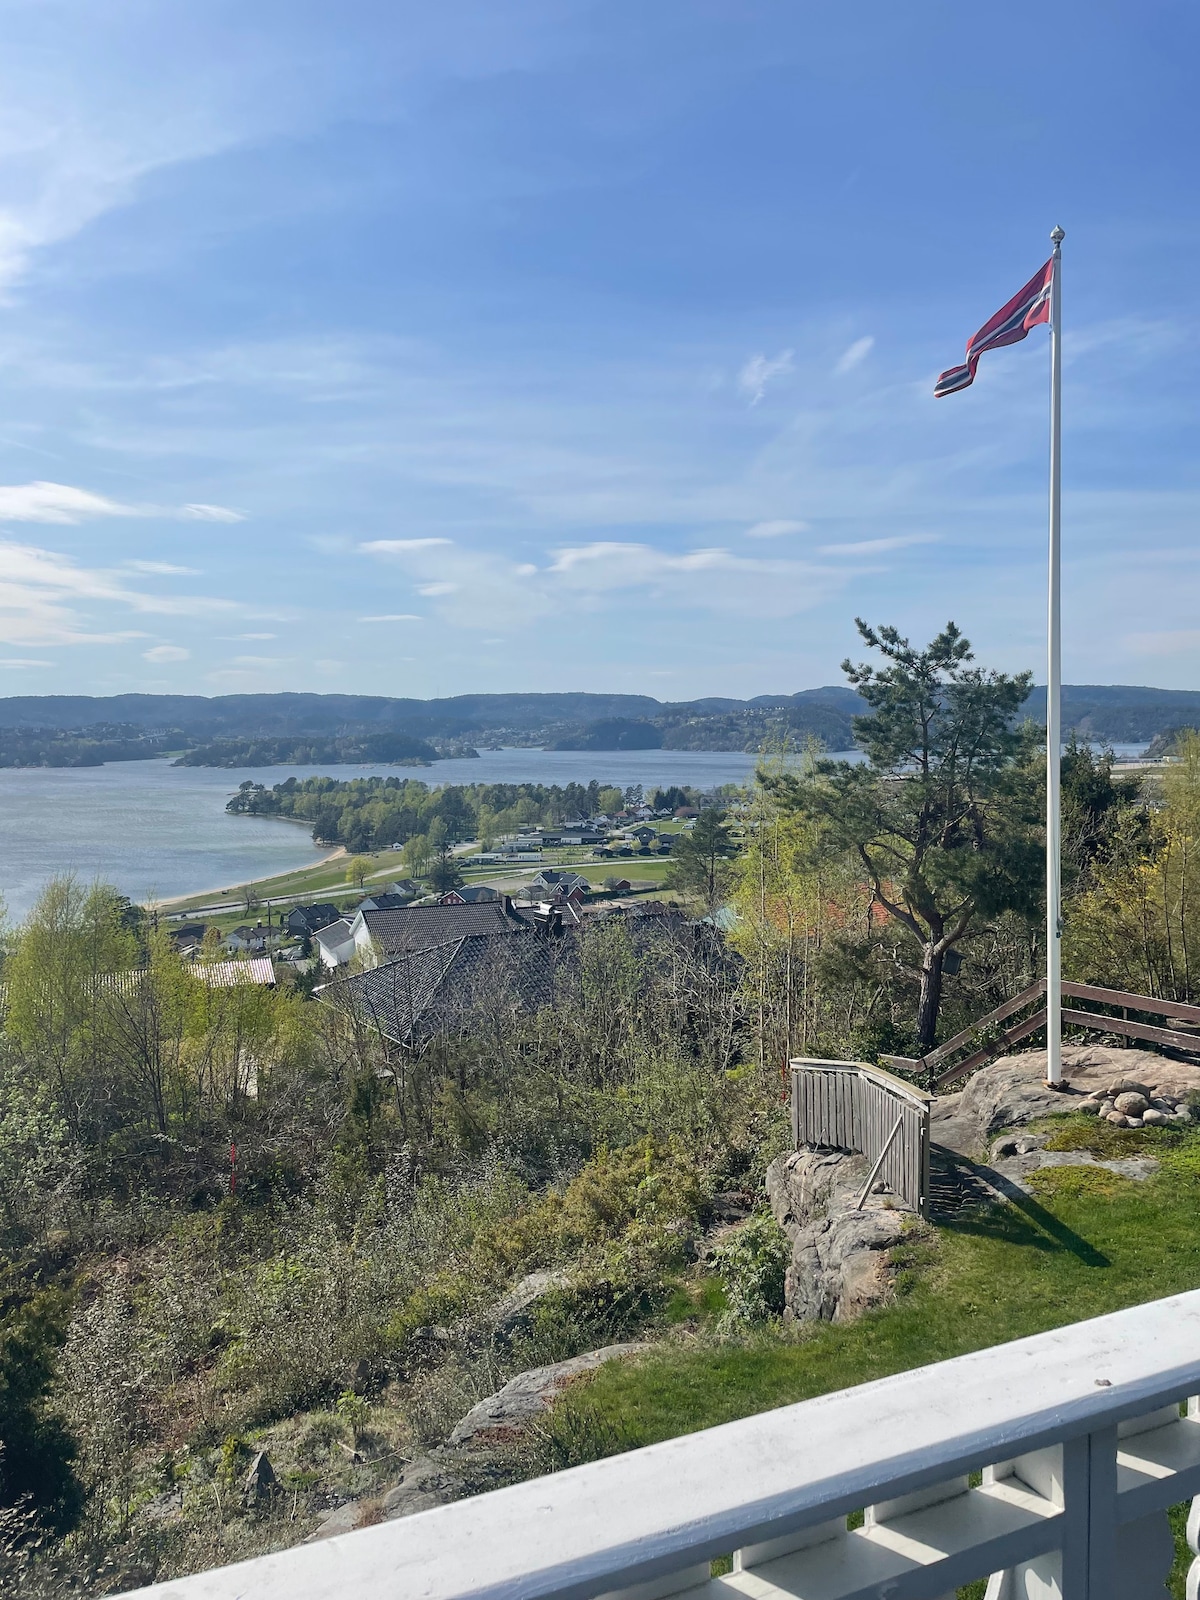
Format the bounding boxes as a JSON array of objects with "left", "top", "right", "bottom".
[
  {"left": 1021, "top": 686, "right": 1200, "bottom": 743},
  {"left": 0, "top": 688, "right": 865, "bottom": 755},
  {"left": 0, "top": 683, "right": 1194, "bottom": 763}
]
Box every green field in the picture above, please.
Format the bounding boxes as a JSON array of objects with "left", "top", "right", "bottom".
[{"left": 155, "top": 838, "right": 677, "bottom": 926}]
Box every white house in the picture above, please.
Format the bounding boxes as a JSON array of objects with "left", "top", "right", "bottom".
[{"left": 313, "top": 917, "right": 357, "bottom": 969}]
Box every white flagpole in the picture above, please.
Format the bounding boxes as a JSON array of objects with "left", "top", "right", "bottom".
[{"left": 1046, "top": 224, "right": 1065, "bottom": 1086}]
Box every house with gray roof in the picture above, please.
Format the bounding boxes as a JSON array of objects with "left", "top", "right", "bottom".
[
  {"left": 527, "top": 869, "right": 589, "bottom": 902},
  {"left": 318, "top": 930, "right": 572, "bottom": 1047},
  {"left": 313, "top": 917, "right": 357, "bottom": 969},
  {"left": 285, "top": 903, "right": 342, "bottom": 938},
  {"left": 319, "top": 909, "right": 722, "bottom": 1048},
  {"left": 349, "top": 897, "right": 528, "bottom": 967}
]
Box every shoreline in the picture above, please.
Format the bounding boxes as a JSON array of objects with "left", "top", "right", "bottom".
[{"left": 150, "top": 845, "right": 347, "bottom": 910}]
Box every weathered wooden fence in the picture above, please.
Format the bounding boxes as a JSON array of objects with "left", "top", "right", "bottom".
[
  {"left": 882, "top": 979, "right": 1200, "bottom": 1090},
  {"left": 790, "top": 1058, "right": 931, "bottom": 1217}
]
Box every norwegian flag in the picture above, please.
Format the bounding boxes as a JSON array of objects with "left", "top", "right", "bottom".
[{"left": 934, "top": 258, "right": 1054, "bottom": 397}]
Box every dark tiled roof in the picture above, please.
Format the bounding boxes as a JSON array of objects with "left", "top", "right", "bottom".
[
  {"left": 512, "top": 899, "right": 583, "bottom": 928},
  {"left": 323, "top": 912, "right": 727, "bottom": 1047},
  {"left": 287, "top": 903, "right": 342, "bottom": 931},
  {"left": 358, "top": 900, "right": 526, "bottom": 956},
  {"left": 357, "top": 893, "right": 413, "bottom": 912},
  {"left": 322, "top": 932, "right": 574, "bottom": 1046}
]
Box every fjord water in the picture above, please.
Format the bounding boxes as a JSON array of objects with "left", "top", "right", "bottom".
[
  {"left": 0, "top": 742, "right": 1147, "bottom": 921},
  {"left": 0, "top": 748, "right": 779, "bottom": 919}
]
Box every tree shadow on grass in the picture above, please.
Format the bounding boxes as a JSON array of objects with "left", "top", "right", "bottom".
[{"left": 937, "top": 1161, "right": 1110, "bottom": 1267}]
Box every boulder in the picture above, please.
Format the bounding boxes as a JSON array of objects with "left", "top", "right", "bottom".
[
  {"left": 242, "top": 1450, "right": 277, "bottom": 1506},
  {"left": 766, "top": 1149, "right": 913, "bottom": 1324},
  {"left": 1142, "top": 1109, "right": 1171, "bottom": 1127},
  {"left": 448, "top": 1344, "right": 650, "bottom": 1449},
  {"left": 489, "top": 1270, "right": 572, "bottom": 1337},
  {"left": 1114, "top": 1092, "right": 1149, "bottom": 1115}
]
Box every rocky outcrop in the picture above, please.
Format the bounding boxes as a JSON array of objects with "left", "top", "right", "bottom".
[
  {"left": 489, "top": 1269, "right": 572, "bottom": 1338},
  {"left": 766, "top": 1149, "right": 914, "bottom": 1323},
  {"left": 448, "top": 1343, "right": 650, "bottom": 1448},
  {"left": 984, "top": 1131, "right": 1160, "bottom": 1193},
  {"left": 309, "top": 1340, "right": 651, "bottom": 1541},
  {"left": 932, "top": 1044, "right": 1200, "bottom": 1158}
]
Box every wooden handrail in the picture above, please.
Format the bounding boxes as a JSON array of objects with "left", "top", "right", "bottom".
[
  {"left": 896, "top": 979, "right": 1200, "bottom": 1097},
  {"left": 923, "top": 981, "right": 1046, "bottom": 1069},
  {"left": 1060, "top": 1008, "right": 1200, "bottom": 1054},
  {"left": 1061, "top": 981, "right": 1200, "bottom": 1027},
  {"left": 935, "top": 1008, "right": 1048, "bottom": 1090}
]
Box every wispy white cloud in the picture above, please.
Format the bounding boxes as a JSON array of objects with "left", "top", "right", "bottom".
[
  {"left": 0, "top": 481, "right": 134, "bottom": 523},
  {"left": 737, "top": 349, "right": 794, "bottom": 405},
  {"left": 126, "top": 559, "right": 201, "bottom": 575},
  {"left": 818, "top": 534, "right": 939, "bottom": 556},
  {"left": 179, "top": 503, "right": 244, "bottom": 522},
  {"left": 544, "top": 541, "right": 853, "bottom": 618},
  {"left": 834, "top": 336, "right": 874, "bottom": 374},
  {"left": 0, "top": 658, "right": 52, "bottom": 668},
  {"left": 745, "top": 519, "right": 809, "bottom": 539},
  {"left": 0, "top": 538, "right": 239, "bottom": 647},
  {"left": 358, "top": 528, "right": 859, "bottom": 623},
  {"left": 143, "top": 644, "right": 189, "bottom": 662},
  {"left": 359, "top": 613, "right": 423, "bottom": 622},
  {"left": 0, "top": 482, "right": 248, "bottom": 527},
  {"left": 360, "top": 538, "right": 454, "bottom": 554}
]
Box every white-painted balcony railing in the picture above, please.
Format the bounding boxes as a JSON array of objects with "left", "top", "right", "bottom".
[{"left": 127, "top": 1291, "right": 1200, "bottom": 1600}]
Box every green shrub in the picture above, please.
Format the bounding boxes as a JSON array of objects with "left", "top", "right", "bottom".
[
  {"left": 707, "top": 1215, "right": 789, "bottom": 1324},
  {"left": 0, "top": 1289, "right": 78, "bottom": 1527}
]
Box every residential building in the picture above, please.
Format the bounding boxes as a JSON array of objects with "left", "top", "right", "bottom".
[
  {"left": 226, "top": 923, "right": 269, "bottom": 952},
  {"left": 313, "top": 917, "right": 357, "bottom": 969},
  {"left": 513, "top": 897, "right": 583, "bottom": 929},
  {"left": 349, "top": 897, "right": 528, "bottom": 966},
  {"left": 168, "top": 921, "right": 207, "bottom": 956},
  {"left": 528, "top": 869, "right": 589, "bottom": 902},
  {"left": 319, "top": 929, "right": 572, "bottom": 1048},
  {"left": 438, "top": 885, "right": 500, "bottom": 905},
  {"left": 284, "top": 903, "right": 343, "bottom": 938},
  {"left": 323, "top": 908, "right": 701, "bottom": 1047},
  {"left": 355, "top": 891, "right": 413, "bottom": 912},
  {"left": 198, "top": 956, "right": 277, "bottom": 988}
]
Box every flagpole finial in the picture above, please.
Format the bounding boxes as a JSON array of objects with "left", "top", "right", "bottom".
[{"left": 1050, "top": 225, "right": 1065, "bottom": 247}]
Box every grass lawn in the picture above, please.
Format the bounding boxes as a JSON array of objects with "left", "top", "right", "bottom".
[{"left": 571, "top": 1119, "right": 1200, "bottom": 1593}]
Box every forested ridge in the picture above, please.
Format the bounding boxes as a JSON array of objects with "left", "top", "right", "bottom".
[{"left": 2, "top": 682, "right": 1197, "bottom": 765}]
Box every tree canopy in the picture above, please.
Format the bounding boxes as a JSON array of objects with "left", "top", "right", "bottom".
[{"left": 767, "top": 619, "right": 1040, "bottom": 1050}]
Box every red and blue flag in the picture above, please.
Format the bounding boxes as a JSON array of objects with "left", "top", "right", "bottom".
[{"left": 934, "top": 258, "right": 1054, "bottom": 397}]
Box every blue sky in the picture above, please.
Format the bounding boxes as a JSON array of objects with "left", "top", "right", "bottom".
[{"left": 0, "top": 0, "right": 1198, "bottom": 701}]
